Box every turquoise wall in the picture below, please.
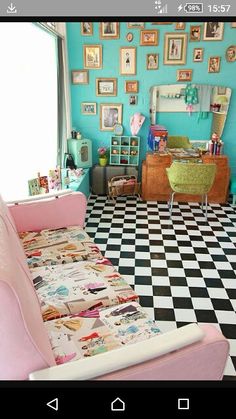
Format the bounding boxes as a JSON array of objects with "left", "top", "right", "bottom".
[{"left": 66, "top": 22, "right": 236, "bottom": 175}]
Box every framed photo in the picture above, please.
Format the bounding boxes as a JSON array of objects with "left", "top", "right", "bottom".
[
  {"left": 193, "top": 48, "right": 204, "bottom": 62},
  {"left": 151, "top": 22, "right": 172, "bottom": 25},
  {"left": 140, "top": 30, "right": 158, "bottom": 46},
  {"left": 99, "top": 22, "right": 119, "bottom": 39},
  {"left": 28, "top": 178, "right": 40, "bottom": 196},
  {"left": 125, "top": 80, "right": 139, "bottom": 93},
  {"left": 129, "top": 95, "right": 138, "bottom": 105},
  {"left": 208, "top": 56, "right": 221, "bottom": 73},
  {"left": 177, "top": 69, "right": 193, "bottom": 82},
  {"left": 120, "top": 47, "right": 136, "bottom": 75},
  {"left": 190, "top": 25, "right": 201, "bottom": 41},
  {"left": 226, "top": 45, "right": 236, "bottom": 62},
  {"left": 164, "top": 33, "right": 188, "bottom": 65},
  {"left": 147, "top": 53, "right": 159, "bottom": 69},
  {"left": 100, "top": 103, "right": 122, "bottom": 131},
  {"left": 231, "top": 22, "right": 236, "bottom": 28},
  {"left": 81, "top": 22, "right": 93, "bottom": 36},
  {"left": 96, "top": 78, "right": 117, "bottom": 96},
  {"left": 203, "top": 22, "right": 224, "bottom": 40},
  {"left": 71, "top": 70, "right": 88, "bottom": 84},
  {"left": 127, "top": 22, "right": 144, "bottom": 28},
  {"left": 126, "top": 32, "right": 133, "bottom": 42},
  {"left": 175, "top": 22, "right": 186, "bottom": 30},
  {"left": 217, "top": 86, "right": 226, "bottom": 95},
  {"left": 81, "top": 102, "right": 97, "bottom": 115},
  {"left": 83, "top": 45, "right": 102, "bottom": 69}
]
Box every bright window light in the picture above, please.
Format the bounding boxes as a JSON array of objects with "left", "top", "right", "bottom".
[{"left": 0, "top": 23, "right": 58, "bottom": 200}]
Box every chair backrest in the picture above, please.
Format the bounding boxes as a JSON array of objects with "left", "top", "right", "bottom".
[
  {"left": 167, "top": 136, "right": 191, "bottom": 149},
  {"left": 167, "top": 162, "right": 217, "bottom": 194}
]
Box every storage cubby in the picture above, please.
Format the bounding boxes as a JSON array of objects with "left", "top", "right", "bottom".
[{"left": 110, "top": 136, "right": 140, "bottom": 166}]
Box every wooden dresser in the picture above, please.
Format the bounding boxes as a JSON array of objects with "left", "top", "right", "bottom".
[{"left": 142, "top": 153, "right": 230, "bottom": 203}]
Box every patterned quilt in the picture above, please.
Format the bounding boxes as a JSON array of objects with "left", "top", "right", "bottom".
[
  {"left": 19, "top": 226, "right": 103, "bottom": 268},
  {"left": 45, "top": 302, "right": 161, "bottom": 365},
  {"left": 31, "top": 259, "right": 139, "bottom": 321}
]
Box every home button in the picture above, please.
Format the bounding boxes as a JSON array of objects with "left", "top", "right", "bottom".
[{"left": 111, "top": 397, "right": 125, "bottom": 412}]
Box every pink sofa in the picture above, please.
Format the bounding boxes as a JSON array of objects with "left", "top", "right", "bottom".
[{"left": 0, "top": 191, "right": 229, "bottom": 380}]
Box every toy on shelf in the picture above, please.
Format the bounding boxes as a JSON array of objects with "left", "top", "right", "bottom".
[
  {"left": 108, "top": 175, "right": 141, "bottom": 201},
  {"left": 208, "top": 132, "right": 224, "bottom": 155}
]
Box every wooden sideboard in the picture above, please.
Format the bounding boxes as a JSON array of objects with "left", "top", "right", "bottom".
[{"left": 141, "top": 153, "right": 230, "bottom": 203}]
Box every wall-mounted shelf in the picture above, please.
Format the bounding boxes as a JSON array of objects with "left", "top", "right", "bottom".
[{"left": 110, "top": 136, "right": 140, "bottom": 166}]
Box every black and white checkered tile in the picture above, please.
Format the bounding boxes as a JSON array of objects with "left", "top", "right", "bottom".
[{"left": 85, "top": 195, "right": 236, "bottom": 379}]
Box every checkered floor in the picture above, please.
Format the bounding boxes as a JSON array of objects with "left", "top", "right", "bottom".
[{"left": 85, "top": 195, "right": 236, "bottom": 379}]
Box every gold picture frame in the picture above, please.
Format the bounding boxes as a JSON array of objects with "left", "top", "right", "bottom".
[
  {"left": 193, "top": 48, "right": 204, "bottom": 62},
  {"left": 100, "top": 103, "right": 123, "bottom": 131},
  {"left": 96, "top": 78, "right": 117, "bottom": 96},
  {"left": 124, "top": 80, "right": 139, "bottom": 93},
  {"left": 203, "top": 22, "right": 224, "bottom": 40},
  {"left": 147, "top": 53, "right": 159, "bottom": 69},
  {"left": 81, "top": 22, "right": 93, "bottom": 36},
  {"left": 81, "top": 102, "right": 97, "bottom": 115},
  {"left": 127, "top": 22, "right": 144, "bottom": 28},
  {"left": 177, "top": 69, "right": 193, "bottom": 82},
  {"left": 208, "top": 56, "right": 221, "bottom": 73},
  {"left": 140, "top": 30, "right": 158, "bottom": 46},
  {"left": 71, "top": 70, "right": 89, "bottom": 84},
  {"left": 83, "top": 45, "right": 102, "bottom": 69},
  {"left": 120, "top": 47, "right": 136, "bottom": 75},
  {"left": 190, "top": 25, "right": 201, "bottom": 41},
  {"left": 175, "top": 22, "right": 186, "bottom": 30},
  {"left": 99, "top": 22, "right": 120, "bottom": 39},
  {"left": 164, "top": 33, "right": 188, "bottom": 65}
]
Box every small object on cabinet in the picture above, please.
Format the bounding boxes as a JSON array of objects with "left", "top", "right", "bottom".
[
  {"left": 112, "top": 149, "right": 119, "bottom": 154},
  {"left": 48, "top": 167, "right": 62, "bottom": 191},
  {"left": 120, "top": 158, "right": 128, "bottom": 164}
]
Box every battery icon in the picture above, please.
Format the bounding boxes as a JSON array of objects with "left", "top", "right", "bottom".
[{"left": 184, "top": 3, "right": 203, "bottom": 13}]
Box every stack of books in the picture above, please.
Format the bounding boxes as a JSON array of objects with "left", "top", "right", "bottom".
[{"left": 148, "top": 125, "right": 168, "bottom": 152}]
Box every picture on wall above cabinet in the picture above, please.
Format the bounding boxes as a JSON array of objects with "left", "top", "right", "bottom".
[
  {"left": 81, "top": 22, "right": 93, "bottom": 36},
  {"left": 164, "top": 33, "right": 187, "bottom": 65},
  {"left": 120, "top": 47, "right": 136, "bottom": 75},
  {"left": 83, "top": 45, "right": 102, "bottom": 69},
  {"left": 140, "top": 30, "right": 158, "bottom": 46},
  {"left": 208, "top": 56, "right": 221, "bottom": 73},
  {"left": 96, "top": 78, "right": 117, "bottom": 96},
  {"left": 129, "top": 95, "right": 138, "bottom": 105},
  {"left": 231, "top": 22, "right": 236, "bottom": 28},
  {"left": 81, "top": 102, "right": 97, "bottom": 115},
  {"left": 190, "top": 25, "right": 201, "bottom": 41},
  {"left": 203, "top": 22, "right": 224, "bottom": 40},
  {"left": 99, "top": 22, "right": 120, "bottom": 39},
  {"left": 100, "top": 103, "right": 122, "bottom": 131},
  {"left": 126, "top": 32, "right": 133, "bottom": 42},
  {"left": 193, "top": 48, "right": 204, "bottom": 62},
  {"left": 175, "top": 22, "right": 186, "bottom": 30},
  {"left": 71, "top": 70, "right": 88, "bottom": 84},
  {"left": 125, "top": 80, "right": 139, "bottom": 93},
  {"left": 127, "top": 22, "right": 144, "bottom": 28},
  {"left": 177, "top": 69, "right": 192, "bottom": 82},
  {"left": 226, "top": 45, "right": 236, "bottom": 62},
  {"left": 147, "top": 53, "right": 159, "bottom": 69}
]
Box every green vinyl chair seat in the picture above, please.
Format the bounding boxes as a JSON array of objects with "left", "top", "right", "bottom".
[{"left": 167, "top": 136, "right": 192, "bottom": 149}]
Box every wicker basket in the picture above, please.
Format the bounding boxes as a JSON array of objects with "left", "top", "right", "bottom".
[{"left": 108, "top": 175, "right": 141, "bottom": 200}]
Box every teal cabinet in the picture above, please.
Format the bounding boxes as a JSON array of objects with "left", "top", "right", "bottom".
[{"left": 110, "top": 136, "right": 140, "bottom": 166}]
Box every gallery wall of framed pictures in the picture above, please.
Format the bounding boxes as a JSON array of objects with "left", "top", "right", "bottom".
[{"left": 68, "top": 21, "right": 236, "bottom": 154}]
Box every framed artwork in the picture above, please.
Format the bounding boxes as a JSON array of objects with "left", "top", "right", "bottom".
[
  {"left": 71, "top": 70, "right": 88, "bottom": 84},
  {"left": 193, "top": 48, "right": 204, "bottom": 62},
  {"left": 164, "top": 33, "right": 188, "bottom": 65},
  {"left": 126, "top": 32, "right": 133, "bottom": 42},
  {"left": 151, "top": 22, "right": 172, "bottom": 25},
  {"left": 28, "top": 178, "right": 40, "bottom": 196},
  {"left": 203, "top": 22, "right": 224, "bottom": 40},
  {"left": 226, "top": 45, "right": 236, "bottom": 62},
  {"left": 140, "top": 30, "right": 158, "bottom": 46},
  {"left": 177, "top": 69, "right": 193, "bottom": 82},
  {"left": 99, "top": 22, "right": 119, "bottom": 39},
  {"left": 231, "top": 22, "right": 236, "bottom": 28},
  {"left": 83, "top": 45, "right": 102, "bottom": 69},
  {"left": 208, "top": 56, "right": 221, "bottom": 73},
  {"left": 125, "top": 80, "right": 139, "bottom": 93},
  {"left": 129, "top": 95, "right": 138, "bottom": 105},
  {"left": 120, "top": 47, "right": 136, "bottom": 75},
  {"left": 147, "top": 53, "right": 159, "bottom": 69},
  {"left": 190, "top": 25, "right": 201, "bottom": 41},
  {"left": 81, "top": 22, "right": 93, "bottom": 36},
  {"left": 175, "top": 22, "right": 186, "bottom": 30},
  {"left": 100, "top": 103, "right": 122, "bottom": 131},
  {"left": 81, "top": 102, "right": 97, "bottom": 115},
  {"left": 217, "top": 86, "right": 226, "bottom": 95},
  {"left": 96, "top": 78, "right": 117, "bottom": 96},
  {"left": 127, "top": 22, "right": 144, "bottom": 28}
]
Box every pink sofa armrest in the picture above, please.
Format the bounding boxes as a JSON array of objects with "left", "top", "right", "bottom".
[{"left": 8, "top": 192, "right": 87, "bottom": 232}]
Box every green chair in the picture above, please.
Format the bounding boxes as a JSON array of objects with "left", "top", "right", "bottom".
[
  {"left": 167, "top": 136, "right": 192, "bottom": 149},
  {"left": 166, "top": 162, "right": 217, "bottom": 220}
]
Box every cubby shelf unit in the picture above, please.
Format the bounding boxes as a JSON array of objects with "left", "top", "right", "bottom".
[{"left": 110, "top": 136, "right": 140, "bottom": 166}]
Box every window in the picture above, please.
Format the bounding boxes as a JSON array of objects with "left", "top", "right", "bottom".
[{"left": 0, "top": 23, "right": 58, "bottom": 200}]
